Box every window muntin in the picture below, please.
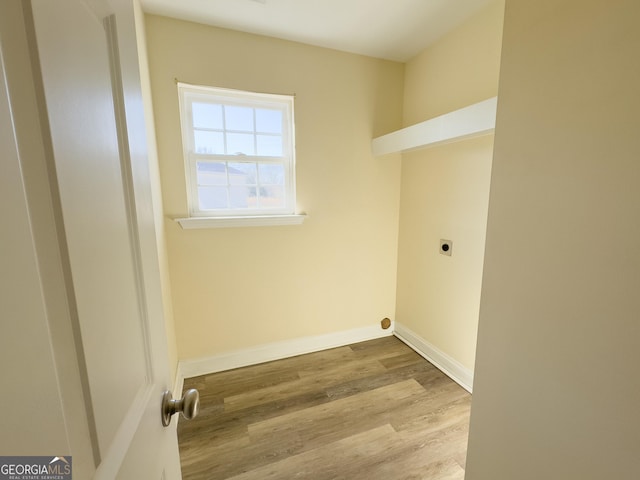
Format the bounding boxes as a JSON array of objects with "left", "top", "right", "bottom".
[{"left": 178, "top": 83, "right": 295, "bottom": 217}]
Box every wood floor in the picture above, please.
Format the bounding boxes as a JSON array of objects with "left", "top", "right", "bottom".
[{"left": 178, "top": 336, "right": 471, "bottom": 480}]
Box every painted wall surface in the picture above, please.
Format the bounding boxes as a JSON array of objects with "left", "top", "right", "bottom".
[
  {"left": 145, "top": 15, "right": 404, "bottom": 359},
  {"left": 395, "top": 0, "right": 504, "bottom": 371},
  {"left": 133, "top": 2, "right": 179, "bottom": 385},
  {"left": 466, "top": 0, "right": 640, "bottom": 478},
  {"left": 402, "top": 0, "right": 504, "bottom": 125}
]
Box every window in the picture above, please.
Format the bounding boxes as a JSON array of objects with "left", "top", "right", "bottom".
[{"left": 177, "top": 83, "right": 303, "bottom": 228}]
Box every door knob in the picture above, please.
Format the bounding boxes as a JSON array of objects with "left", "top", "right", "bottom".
[{"left": 161, "top": 389, "right": 200, "bottom": 427}]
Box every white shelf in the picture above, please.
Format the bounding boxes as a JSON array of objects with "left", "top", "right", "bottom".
[{"left": 372, "top": 96, "right": 497, "bottom": 156}]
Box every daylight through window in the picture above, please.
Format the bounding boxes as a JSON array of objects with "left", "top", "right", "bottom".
[{"left": 178, "top": 83, "right": 296, "bottom": 218}]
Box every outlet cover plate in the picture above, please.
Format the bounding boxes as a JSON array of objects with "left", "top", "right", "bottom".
[{"left": 440, "top": 239, "right": 453, "bottom": 256}]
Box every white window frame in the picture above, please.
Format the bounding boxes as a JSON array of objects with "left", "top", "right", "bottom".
[{"left": 175, "top": 83, "right": 304, "bottom": 228}]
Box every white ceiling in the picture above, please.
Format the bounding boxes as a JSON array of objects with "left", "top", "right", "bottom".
[{"left": 141, "top": 0, "right": 492, "bottom": 62}]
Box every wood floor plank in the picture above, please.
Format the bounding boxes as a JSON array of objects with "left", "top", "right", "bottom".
[
  {"left": 379, "top": 350, "right": 425, "bottom": 369},
  {"left": 324, "top": 360, "right": 443, "bottom": 401},
  {"left": 224, "top": 357, "right": 388, "bottom": 412},
  {"left": 349, "top": 336, "right": 417, "bottom": 361},
  {"left": 178, "top": 389, "right": 330, "bottom": 449},
  {"left": 187, "top": 345, "right": 356, "bottom": 399},
  {"left": 178, "top": 336, "right": 472, "bottom": 479},
  {"left": 224, "top": 424, "right": 400, "bottom": 480},
  {"left": 247, "top": 379, "right": 426, "bottom": 447}
]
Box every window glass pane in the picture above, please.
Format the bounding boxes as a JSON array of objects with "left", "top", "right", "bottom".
[
  {"left": 258, "top": 163, "right": 285, "bottom": 185},
  {"left": 226, "top": 133, "right": 255, "bottom": 155},
  {"left": 258, "top": 185, "right": 285, "bottom": 208},
  {"left": 192, "top": 103, "right": 223, "bottom": 129},
  {"left": 198, "top": 186, "right": 228, "bottom": 209},
  {"left": 197, "top": 161, "right": 227, "bottom": 185},
  {"left": 256, "top": 109, "right": 282, "bottom": 134},
  {"left": 180, "top": 84, "right": 295, "bottom": 216},
  {"left": 228, "top": 162, "right": 257, "bottom": 185},
  {"left": 229, "top": 185, "right": 252, "bottom": 209},
  {"left": 194, "top": 130, "right": 224, "bottom": 154},
  {"left": 225, "top": 106, "right": 254, "bottom": 132},
  {"left": 256, "top": 135, "right": 283, "bottom": 157}
]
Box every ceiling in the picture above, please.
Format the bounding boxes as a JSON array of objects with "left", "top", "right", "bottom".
[{"left": 140, "top": 0, "right": 492, "bottom": 62}]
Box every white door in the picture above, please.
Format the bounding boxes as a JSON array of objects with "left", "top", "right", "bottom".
[{"left": 1, "top": 0, "right": 186, "bottom": 478}]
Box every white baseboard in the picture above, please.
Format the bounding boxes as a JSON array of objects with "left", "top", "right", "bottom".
[
  {"left": 393, "top": 322, "right": 473, "bottom": 393},
  {"left": 178, "top": 323, "right": 394, "bottom": 380}
]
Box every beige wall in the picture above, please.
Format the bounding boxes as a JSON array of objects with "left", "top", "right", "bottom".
[
  {"left": 466, "top": 0, "right": 640, "bottom": 478},
  {"left": 395, "top": 0, "right": 504, "bottom": 371},
  {"left": 402, "top": 0, "right": 504, "bottom": 124},
  {"left": 145, "top": 15, "right": 404, "bottom": 359},
  {"left": 133, "top": 1, "right": 179, "bottom": 385}
]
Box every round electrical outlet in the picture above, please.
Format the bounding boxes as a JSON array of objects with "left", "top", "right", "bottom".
[{"left": 440, "top": 239, "right": 453, "bottom": 256}]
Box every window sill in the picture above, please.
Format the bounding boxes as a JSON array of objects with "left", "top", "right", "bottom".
[{"left": 174, "top": 214, "right": 307, "bottom": 230}]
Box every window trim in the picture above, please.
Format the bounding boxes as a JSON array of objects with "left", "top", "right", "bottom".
[
  {"left": 177, "top": 83, "right": 299, "bottom": 222},
  {"left": 174, "top": 214, "right": 306, "bottom": 230}
]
